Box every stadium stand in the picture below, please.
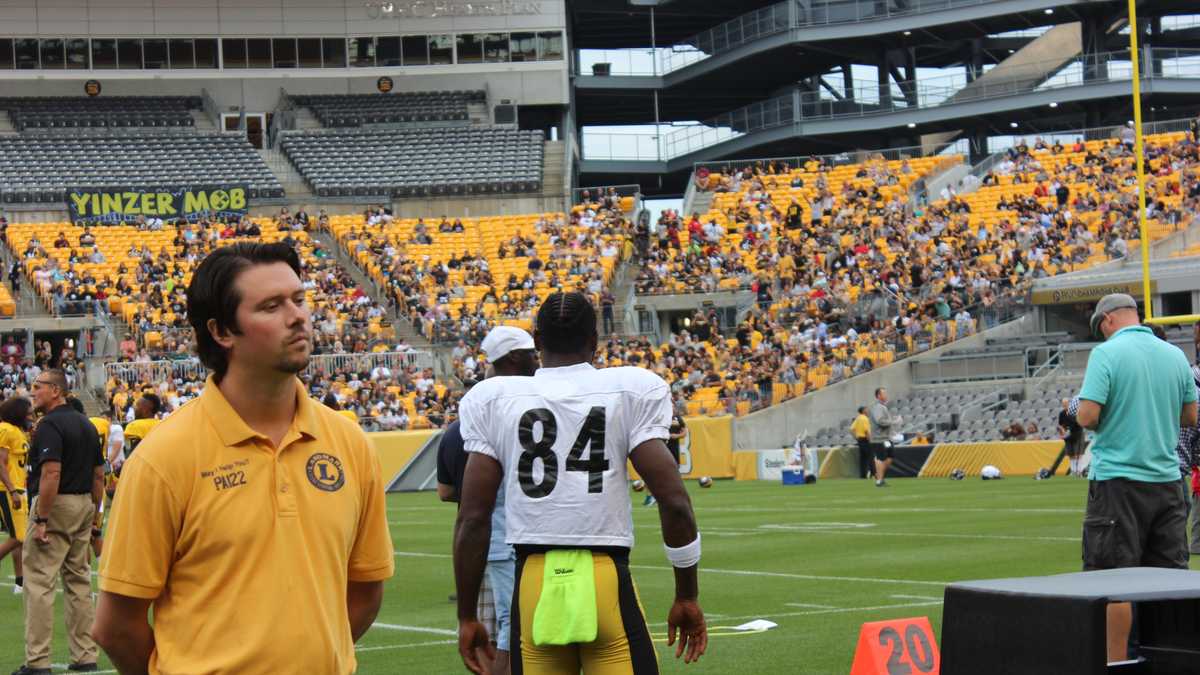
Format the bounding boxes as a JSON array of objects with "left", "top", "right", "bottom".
[
  {"left": 0, "top": 212, "right": 464, "bottom": 429},
  {"left": 1, "top": 95, "right": 200, "bottom": 131},
  {"left": 964, "top": 131, "right": 1196, "bottom": 264},
  {"left": 0, "top": 133, "right": 284, "bottom": 204},
  {"left": 289, "top": 91, "right": 483, "bottom": 127},
  {"left": 616, "top": 126, "right": 1200, "bottom": 419},
  {"left": 327, "top": 201, "right": 633, "bottom": 346},
  {"left": 279, "top": 126, "right": 545, "bottom": 198}
]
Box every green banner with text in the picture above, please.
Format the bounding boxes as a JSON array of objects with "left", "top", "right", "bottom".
[{"left": 67, "top": 185, "right": 248, "bottom": 224}]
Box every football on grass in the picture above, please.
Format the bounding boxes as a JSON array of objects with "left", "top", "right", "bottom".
[
  {"left": 631, "top": 480, "right": 646, "bottom": 492},
  {"left": 698, "top": 476, "right": 713, "bottom": 488}
]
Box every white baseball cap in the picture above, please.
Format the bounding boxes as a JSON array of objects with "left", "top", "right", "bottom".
[{"left": 481, "top": 326, "right": 535, "bottom": 363}]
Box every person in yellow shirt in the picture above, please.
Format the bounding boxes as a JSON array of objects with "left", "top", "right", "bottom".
[
  {"left": 93, "top": 241, "right": 394, "bottom": 674},
  {"left": 850, "top": 406, "right": 872, "bottom": 479},
  {"left": 0, "top": 396, "right": 32, "bottom": 595}
]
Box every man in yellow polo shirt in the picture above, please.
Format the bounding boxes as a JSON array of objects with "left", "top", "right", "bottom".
[{"left": 93, "top": 242, "right": 394, "bottom": 674}]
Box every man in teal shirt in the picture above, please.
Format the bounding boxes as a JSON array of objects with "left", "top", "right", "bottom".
[{"left": 1076, "top": 294, "right": 1198, "bottom": 663}]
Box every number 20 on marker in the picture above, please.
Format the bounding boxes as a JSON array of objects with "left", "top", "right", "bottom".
[{"left": 849, "top": 616, "right": 941, "bottom": 675}]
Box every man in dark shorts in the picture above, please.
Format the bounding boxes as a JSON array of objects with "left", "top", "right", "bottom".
[
  {"left": 1076, "top": 294, "right": 1197, "bottom": 663},
  {"left": 437, "top": 326, "right": 538, "bottom": 675},
  {"left": 1057, "top": 398, "right": 1084, "bottom": 476},
  {"left": 868, "top": 388, "right": 900, "bottom": 487}
]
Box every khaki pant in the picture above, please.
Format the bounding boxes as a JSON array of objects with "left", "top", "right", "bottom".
[{"left": 22, "top": 494, "right": 98, "bottom": 669}]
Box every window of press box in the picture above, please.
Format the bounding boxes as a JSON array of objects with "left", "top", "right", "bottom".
[
  {"left": 429, "top": 35, "right": 453, "bottom": 64},
  {"left": 117, "top": 39, "right": 142, "bottom": 69},
  {"left": 401, "top": 35, "right": 428, "bottom": 66},
  {"left": 273, "top": 38, "right": 297, "bottom": 68},
  {"left": 170, "top": 39, "right": 194, "bottom": 69},
  {"left": 39, "top": 38, "right": 65, "bottom": 69},
  {"left": 538, "top": 31, "right": 563, "bottom": 60},
  {"left": 195, "top": 39, "right": 218, "bottom": 68},
  {"left": 298, "top": 38, "right": 322, "bottom": 68},
  {"left": 222, "top": 39, "right": 246, "bottom": 68},
  {"left": 91, "top": 39, "right": 117, "bottom": 69},
  {"left": 246, "top": 39, "right": 271, "bottom": 68},
  {"left": 0, "top": 40, "right": 12, "bottom": 69},
  {"left": 456, "top": 34, "right": 483, "bottom": 64},
  {"left": 350, "top": 37, "right": 375, "bottom": 67},
  {"left": 66, "top": 38, "right": 88, "bottom": 69},
  {"left": 376, "top": 36, "right": 400, "bottom": 66},
  {"left": 510, "top": 33, "right": 536, "bottom": 62},
  {"left": 14, "top": 39, "right": 37, "bottom": 69},
  {"left": 143, "top": 39, "right": 167, "bottom": 69},
  {"left": 322, "top": 37, "right": 346, "bottom": 67},
  {"left": 483, "top": 33, "right": 509, "bottom": 63}
]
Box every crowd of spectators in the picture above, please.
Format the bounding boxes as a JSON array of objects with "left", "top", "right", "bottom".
[{"left": 331, "top": 201, "right": 635, "bottom": 346}]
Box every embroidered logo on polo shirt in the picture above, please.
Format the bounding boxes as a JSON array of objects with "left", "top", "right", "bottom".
[{"left": 305, "top": 453, "right": 345, "bottom": 492}]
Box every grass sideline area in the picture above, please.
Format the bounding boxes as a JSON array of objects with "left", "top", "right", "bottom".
[{"left": 2, "top": 478, "right": 1197, "bottom": 673}]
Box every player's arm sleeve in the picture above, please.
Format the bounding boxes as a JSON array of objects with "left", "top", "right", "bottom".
[
  {"left": 32, "top": 421, "right": 64, "bottom": 464},
  {"left": 1078, "top": 349, "right": 1110, "bottom": 405},
  {"left": 435, "top": 437, "right": 453, "bottom": 486},
  {"left": 97, "top": 456, "right": 181, "bottom": 599},
  {"left": 459, "top": 391, "right": 497, "bottom": 460},
  {"left": 628, "top": 380, "right": 672, "bottom": 452},
  {"left": 348, "top": 433, "right": 395, "bottom": 582}
]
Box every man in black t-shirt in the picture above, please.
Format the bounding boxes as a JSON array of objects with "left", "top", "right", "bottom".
[
  {"left": 667, "top": 413, "right": 686, "bottom": 465},
  {"left": 20, "top": 369, "right": 103, "bottom": 673}
]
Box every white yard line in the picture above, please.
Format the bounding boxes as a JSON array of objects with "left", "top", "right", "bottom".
[
  {"left": 692, "top": 505, "right": 1079, "bottom": 514},
  {"left": 649, "top": 601, "right": 945, "bottom": 627},
  {"left": 784, "top": 602, "right": 836, "bottom": 609},
  {"left": 631, "top": 564, "right": 949, "bottom": 587},
  {"left": 890, "top": 594, "right": 943, "bottom": 601},
  {"left": 356, "top": 639, "right": 457, "bottom": 653},
  {"left": 394, "top": 551, "right": 452, "bottom": 559},
  {"left": 756, "top": 524, "right": 1076, "bottom": 543},
  {"left": 372, "top": 622, "right": 457, "bottom": 636}
]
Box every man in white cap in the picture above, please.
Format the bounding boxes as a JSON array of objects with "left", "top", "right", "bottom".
[
  {"left": 437, "top": 326, "right": 537, "bottom": 675},
  {"left": 1076, "top": 293, "right": 1197, "bottom": 663}
]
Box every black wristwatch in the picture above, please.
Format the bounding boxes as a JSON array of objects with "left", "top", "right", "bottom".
[{"left": 33, "top": 515, "right": 48, "bottom": 525}]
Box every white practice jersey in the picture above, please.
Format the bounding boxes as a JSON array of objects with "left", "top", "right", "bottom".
[{"left": 459, "top": 363, "right": 672, "bottom": 549}]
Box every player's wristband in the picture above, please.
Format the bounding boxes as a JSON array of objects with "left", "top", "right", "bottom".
[{"left": 664, "top": 534, "right": 701, "bottom": 568}]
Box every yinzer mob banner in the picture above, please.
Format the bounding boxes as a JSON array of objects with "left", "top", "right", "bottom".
[{"left": 66, "top": 186, "right": 248, "bottom": 223}]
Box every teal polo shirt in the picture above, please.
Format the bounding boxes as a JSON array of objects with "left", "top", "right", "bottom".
[{"left": 1079, "top": 325, "right": 1197, "bottom": 482}]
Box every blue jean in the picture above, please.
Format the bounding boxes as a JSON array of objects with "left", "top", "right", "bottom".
[{"left": 487, "top": 558, "right": 516, "bottom": 652}]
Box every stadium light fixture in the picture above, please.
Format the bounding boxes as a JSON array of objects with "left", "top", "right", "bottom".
[
  {"left": 1048, "top": 102, "right": 1058, "bottom": 108},
  {"left": 903, "top": 31, "right": 912, "bottom": 36},
  {"left": 907, "top": 123, "right": 916, "bottom": 128},
  {"left": 1009, "top": 122, "right": 1019, "bottom": 128},
  {"left": 1044, "top": 8, "right": 1054, "bottom": 14}
]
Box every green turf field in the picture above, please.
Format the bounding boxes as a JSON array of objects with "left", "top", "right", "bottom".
[{"left": 2, "top": 477, "right": 1197, "bottom": 674}]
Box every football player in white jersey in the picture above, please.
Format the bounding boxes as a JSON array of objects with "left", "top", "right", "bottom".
[{"left": 454, "top": 291, "right": 707, "bottom": 675}]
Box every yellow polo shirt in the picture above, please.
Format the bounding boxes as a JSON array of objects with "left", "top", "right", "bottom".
[
  {"left": 99, "top": 376, "right": 395, "bottom": 674},
  {"left": 850, "top": 413, "right": 871, "bottom": 440}
]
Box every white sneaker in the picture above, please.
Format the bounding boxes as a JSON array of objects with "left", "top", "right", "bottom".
[{"left": 12, "top": 584, "right": 22, "bottom": 595}]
